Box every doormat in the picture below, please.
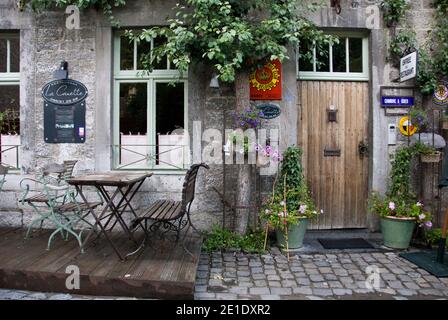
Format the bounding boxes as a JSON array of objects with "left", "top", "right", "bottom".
[
  {"left": 400, "top": 251, "right": 448, "bottom": 277},
  {"left": 318, "top": 238, "right": 374, "bottom": 249}
]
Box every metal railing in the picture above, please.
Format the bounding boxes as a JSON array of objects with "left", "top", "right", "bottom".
[
  {"left": 0, "top": 144, "right": 20, "bottom": 170},
  {"left": 112, "top": 143, "right": 189, "bottom": 170}
]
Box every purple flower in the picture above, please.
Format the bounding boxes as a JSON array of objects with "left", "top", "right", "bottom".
[
  {"left": 418, "top": 214, "right": 426, "bottom": 220},
  {"left": 388, "top": 202, "right": 395, "bottom": 210},
  {"left": 425, "top": 221, "right": 433, "bottom": 228}
]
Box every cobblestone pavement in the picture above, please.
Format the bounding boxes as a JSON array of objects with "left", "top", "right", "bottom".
[
  {"left": 194, "top": 249, "right": 448, "bottom": 300},
  {"left": 1, "top": 249, "right": 448, "bottom": 300}
]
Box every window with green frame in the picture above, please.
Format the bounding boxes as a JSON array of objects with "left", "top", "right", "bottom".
[
  {"left": 0, "top": 32, "right": 20, "bottom": 169},
  {"left": 297, "top": 33, "right": 369, "bottom": 81},
  {"left": 113, "top": 31, "right": 188, "bottom": 170}
]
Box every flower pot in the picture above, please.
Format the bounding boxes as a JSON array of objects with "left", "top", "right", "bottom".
[
  {"left": 275, "top": 218, "right": 308, "bottom": 250},
  {"left": 381, "top": 216, "right": 416, "bottom": 249},
  {"left": 420, "top": 151, "right": 442, "bottom": 163}
]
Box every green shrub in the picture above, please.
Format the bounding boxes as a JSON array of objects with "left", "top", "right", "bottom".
[{"left": 202, "top": 225, "right": 265, "bottom": 253}]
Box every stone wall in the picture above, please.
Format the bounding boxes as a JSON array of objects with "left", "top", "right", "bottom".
[{"left": 0, "top": 0, "right": 444, "bottom": 231}]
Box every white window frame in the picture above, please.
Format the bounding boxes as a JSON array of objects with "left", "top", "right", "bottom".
[
  {"left": 0, "top": 33, "right": 20, "bottom": 83},
  {"left": 113, "top": 32, "right": 188, "bottom": 171},
  {"left": 297, "top": 32, "right": 369, "bottom": 81},
  {"left": 0, "top": 32, "right": 20, "bottom": 170}
]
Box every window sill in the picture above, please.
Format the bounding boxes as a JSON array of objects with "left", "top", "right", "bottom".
[{"left": 111, "top": 169, "right": 187, "bottom": 175}]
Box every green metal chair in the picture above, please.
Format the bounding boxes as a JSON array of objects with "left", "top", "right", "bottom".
[{"left": 20, "top": 161, "right": 102, "bottom": 252}]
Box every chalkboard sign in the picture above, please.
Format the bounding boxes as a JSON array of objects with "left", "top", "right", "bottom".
[
  {"left": 42, "top": 78, "right": 88, "bottom": 144},
  {"left": 256, "top": 103, "right": 281, "bottom": 119}
]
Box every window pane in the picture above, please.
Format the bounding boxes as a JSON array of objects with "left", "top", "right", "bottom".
[
  {"left": 153, "top": 36, "right": 168, "bottom": 70},
  {"left": 316, "top": 44, "right": 330, "bottom": 72},
  {"left": 137, "top": 38, "right": 151, "bottom": 70},
  {"left": 298, "top": 41, "right": 313, "bottom": 72},
  {"left": 9, "top": 38, "right": 19, "bottom": 72},
  {"left": 349, "top": 38, "right": 363, "bottom": 73},
  {"left": 119, "top": 83, "right": 147, "bottom": 135},
  {"left": 119, "top": 83, "right": 148, "bottom": 167},
  {"left": 120, "top": 36, "right": 134, "bottom": 70},
  {"left": 156, "top": 82, "right": 184, "bottom": 167},
  {"left": 332, "top": 39, "right": 346, "bottom": 72},
  {"left": 0, "top": 39, "right": 6, "bottom": 72},
  {"left": 0, "top": 85, "right": 20, "bottom": 134}
]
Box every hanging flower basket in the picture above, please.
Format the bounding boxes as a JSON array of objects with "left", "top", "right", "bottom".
[{"left": 420, "top": 151, "right": 442, "bottom": 163}]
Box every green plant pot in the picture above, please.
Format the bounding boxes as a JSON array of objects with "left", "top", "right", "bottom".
[
  {"left": 381, "top": 216, "right": 416, "bottom": 249},
  {"left": 276, "top": 218, "right": 308, "bottom": 250}
]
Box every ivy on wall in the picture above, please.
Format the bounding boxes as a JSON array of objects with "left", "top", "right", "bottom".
[
  {"left": 382, "top": 0, "right": 447, "bottom": 94},
  {"left": 130, "top": 0, "right": 336, "bottom": 82},
  {"left": 23, "top": 0, "right": 336, "bottom": 83}
]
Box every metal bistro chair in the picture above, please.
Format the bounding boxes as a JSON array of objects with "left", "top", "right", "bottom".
[
  {"left": 132, "top": 163, "right": 209, "bottom": 254},
  {"left": 20, "top": 160, "right": 79, "bottom": 238},
  {"left": 0, "top": 164, "right": 7, "bottom": 192},
  {"left": 20, "top": 160, "right": 102, "bottom": 251}
]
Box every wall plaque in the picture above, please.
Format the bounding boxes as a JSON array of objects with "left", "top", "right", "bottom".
[
  {"left": 42, "top": 78, "right": 88, "bottom": 144},
  {"left": 249, "top": 59, "right": 282, "bottom": 100},
  {"left": 256, "top": 103, "right": 281, "bottom": 119}
]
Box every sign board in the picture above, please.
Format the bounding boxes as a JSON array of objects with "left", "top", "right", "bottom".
[
  {"left": 433, "top": 82, "right": 448, "bottom": 106},
  {"left": 399, "top": 116, "right": 417, "bottom": 136},
  {"left": 399, "top": 51, "right": 417, "bottom": 82},
  {"left": 381, "top": 96, "right": 414, "bottom": 107},
  {"left": 42, "top": 79, "right": 88, "bottom": 105},
  {"left": 249, "top": 59, "right": 282, "bottom": 100},
  {"left": 256, "top": 103, "right": 281, "bottom": 119},
  {"left": 42, "top": 78, "right": 88, "bottom": 144}
]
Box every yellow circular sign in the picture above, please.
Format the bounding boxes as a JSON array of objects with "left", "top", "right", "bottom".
[
  {"left": 249, "top": 62, "right": 280, "bottom": 91},
  {"left": 399, "top": 116, "right": 417, "bottom": 136}
]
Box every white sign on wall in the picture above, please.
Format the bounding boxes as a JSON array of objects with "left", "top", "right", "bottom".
[{"left": 400, "top": 51, "right": 418, "bottom": 82}]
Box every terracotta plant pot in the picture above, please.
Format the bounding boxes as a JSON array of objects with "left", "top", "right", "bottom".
[
  {"left": 276, "top": 217, "right": 308, "bottom": 250},
  {"left": 381, "top": 216, "right": 416, "bottom": 249}
]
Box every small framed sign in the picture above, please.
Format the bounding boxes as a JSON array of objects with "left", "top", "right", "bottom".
[
  {"left": 399, "top": 51, "right": 417, "bottom": 82},
  {"left": 256, "top": 103, "right": 281, "bottom": 119},
  {"left": 381, "top": 96, "right": 414, "bottom": 107},
  {"left": 433, "top": 82, "right": 448, "bottom": 106}
]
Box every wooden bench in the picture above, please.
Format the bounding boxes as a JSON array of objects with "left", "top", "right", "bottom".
[{"left": 132, "top": 163, "right": 209, "bottom": 243}]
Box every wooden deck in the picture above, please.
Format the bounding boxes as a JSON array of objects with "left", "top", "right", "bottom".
[{"left": 0, "top": 227, "right": 202, "bottom": 299}]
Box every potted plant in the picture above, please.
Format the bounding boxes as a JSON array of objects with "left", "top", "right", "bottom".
[
  {"left": 261, "top": 146, "right": 321, "bottom": 250},
  {"left": 409, "top": 107, "right": 428, "bottom": 132},
  {"left": 369, "top": 144, "right": 433, "bottom": 249},
  {"left": 369, "top": 194, "right": 432, "bottom": 249}
]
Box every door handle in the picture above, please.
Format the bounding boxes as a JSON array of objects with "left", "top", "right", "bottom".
[{"left": 358, "top": 141, "right": 369, "bottom": 158}]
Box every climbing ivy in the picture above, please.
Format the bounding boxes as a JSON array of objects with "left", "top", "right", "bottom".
[
  {"left": 129, "top": 0, "right": 336, "bottom": 82},
  {"left": 380, "top": 0, "right": 409, "bottom": 27},
  {"left": 382, "top": 0, "right": 447, "bottom": 95},
  {"left": 19, "top": 0, "right": 125, "bottom": 24}
]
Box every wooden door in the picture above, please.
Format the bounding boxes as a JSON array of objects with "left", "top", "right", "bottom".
[{"left": 298, "top": 81, "right": 369, "bottom": 229}]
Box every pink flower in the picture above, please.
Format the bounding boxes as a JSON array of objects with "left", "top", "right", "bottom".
[
  {"left": 416, "top": 201, "right": 423, "bottom": 207},
  {"left": 388, "top": 202, "right": 395, "bottom": 210},
  {"left": 418, "top": 214, "right": 426, "bottom": 220},
  {"left": 298, "top": 204, "right": 307, "bottom": 214},
  {"left": 425, "top": 221, "right": 433, "bottom": 228}
]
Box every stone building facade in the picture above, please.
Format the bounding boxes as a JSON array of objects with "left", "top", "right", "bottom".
[{"left": 0, "top": 0, "right": 444, "bottom": 231}]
